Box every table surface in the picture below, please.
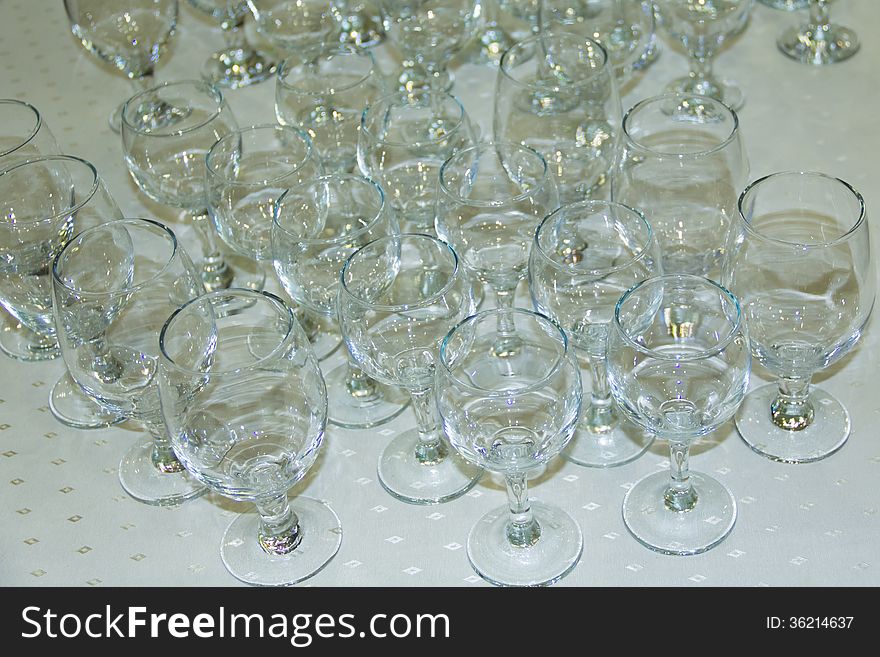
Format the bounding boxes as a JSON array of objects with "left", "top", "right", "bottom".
[{"left": 2, "top": 0, "right": 879, "bottom": 587}]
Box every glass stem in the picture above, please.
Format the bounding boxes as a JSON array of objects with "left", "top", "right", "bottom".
[
  {"left": 191, "top": 209, "right": 233, "bottom": 291},
  {"left": 408, "top": 384, "right": 448, "bottom": 466},
  {"left": 770, "top": 377, "right": 814, "bottom": 431},
  {"left": 255, "top": 493, "right": 302, "bottom": 555},
  {"left": 664, "top": 441, "right": 697, "bottom": 512},
  {"left": 690, "top": 53, "right": 715, "bottom": 83},
  {"left": 579, "top": 346, "right": 617, "bottom": 434},
  {"left": 810, "top": 0, "right": 830, "bottom": 30},
  {"left": 220, "top": 15, "right": 246, "bottom": 50},
  {"left": 147, "top": 424, "right": 184, "bottom": 474},
  {"left": 491, "top": 284, "right": 522, "bottom": 357},
  {"left": 504, "top": 471, "right": 541, "bottom": 548},
  {"left": 344, "top": 349, "right": 380, "bottom": 402}
]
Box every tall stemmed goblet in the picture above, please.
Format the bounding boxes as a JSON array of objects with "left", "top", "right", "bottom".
[
  {"left": 121, "top": 79, "right": 260, "bottom": 293},
  {"left": 187, "top": 0, "right": 276, "bottom": 88},
  {"left": 777, "top": 0, "right": 858, "bottom": 64},
  {"left": 159, "top": 289, "right": 339, "bottom": 586},
  {"left": 338, "top": 234, "right": 481, "bottom": 504},
  {"left": 273, "top": 174, "right": 407, "bottom": 429},
  {"left": 437, "top": 309, "right": 582, "bottom": 586},
  {"left": 529, "top": 200, "right": 661, "bottom": 467},
  {"left": 358, "top": 91, "right": 478, "bottom": 233},
  {"left": 495, "top": 32, "right": 622, "bottom": 204},
  {"left": 722, "top": 172, "right": 874, "bottom": 463},
  {"left": 435, "top": 142, "right": 558, "bottom": 355},
  {"left": 607, "top": 274, "right": 750, "bottom": 554},
  {"left": 654, "top": 0, "right": 752, "bottom": 111},
  {"left": 64, "top": 0, "right": 179, "bottom": 133},
  {"left": 247, "top": 0, "right": 340, "bottom": 58},
  {"left": 275, "top": 47, "right": 383, "bottom": 173},
  {"left": 613, "top": 92, "right": 748, "bottom": 278},
  {"left": 0, "top": 155, "right": 125, "bottom": 430},
  {"left": 52, "top": 219, "right": 205, "bottom": 506},
  {"left": 382, "top": 1, "right": 482, "bottom": 92}
]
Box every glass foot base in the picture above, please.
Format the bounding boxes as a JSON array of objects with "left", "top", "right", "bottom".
[
  {"left": 203, "top": 48, "right": 276, "bottom": 89},
  {"left": 118, "top": 438, "right": 206, "bottom": 507},
  {"left": 324, "top": 360, "right": 408, "bottom": 429},
  {"left": 395, "top": 68, "right": 454, "bottom": 94},
  {"left": 467, "top": 501, "right": 583, "bottom": 587},
  {"left": 664, "top": 75, "right": 744, "bottom": 111},
  {"left": 735, "top": 382, "right": 849, "bottom": 463},
  {"left": 777, "top": 24, "right": 860, "bottom": 65},
  {"left": 199, "top": 252, "right": 266, "bottom": 294},
  {"left": 221, "top": 497, "right": 342, "bottom": 586},
  {"left": 562, "top": 421, "right": 654, "bottom": 468},
  {"left": 378, "top": 428, "right": 482, "bottom": 505},
  {"left": 49, "top": 372, "right": 124, "bottom": 429},
  {"left": 622, "top": 470, "right": 736, "bottom": 555},
  {"left": 0, "top": 317, "right": 58, "bottom": 361}
]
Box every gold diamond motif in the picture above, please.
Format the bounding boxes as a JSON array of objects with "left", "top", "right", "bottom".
[
  {"left": 10, "top": 478, "right": 24, "bottom": 485},
  {"left": 68, "top": 515, "right": 82, "bottom": 522},
  {"left": 24, "top": 537, "right": 39, "bottom": 545},
  {"left": 77, "top": 546, "right": 92, "bottom": 554},
  {"left": 59, "top": 486, "right": 73, "bottom": 493},
  {"left": 130, "top": 553, "right": 146, "bottom": 561}
]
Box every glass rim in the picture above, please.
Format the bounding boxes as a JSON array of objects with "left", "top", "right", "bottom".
[
  {"left": 438, "top": 141, "right": 551, "bottom": 208},
  {"left": 0, "top": 154, "right": 101, "bottom": 227},
  {"left": 532, "top": 200, "right": 656, "bottom": 277},
  {"left": 52, "top": 217, "right": 180, "bottom": 298},
  {"left": 339, "top": 233, "right": 462, "bottom": 313},
  {"left": 0, "top": 98, "right": 43, "bottom": 159},
  {"left": 438, "top": 308, "right": 573, "bottom": 398},
  {"left": 273, "top": 173, "right": 386, "bottom": 247},
  {"left": 205, "top": 123, "right": 315, "bottom": 187},
  {"left": 360, "top": 91, "right": 469, "bottom": 148},
  {"left": 498, "top": 31, "right": 611, "bottom": 90},
  {"left": 121, "top": 79, "right": 227, "bottom": 137},
  {"left": 276, "top": 47, "right": 376, "bottom": 95},
  {"left": 612, "top": 273, "right": 744, "bottom": 363},
  {"left": 736, "top": 171, "right": 867, "bottom": 249},
  {"left": 622, "top": 92, "right": 740, "bottom": 159}
]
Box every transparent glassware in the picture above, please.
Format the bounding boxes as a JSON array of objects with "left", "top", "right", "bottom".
[
  {"left": 64, "top": 0, "right": 179, "bottom": 132},
  {"left": 159, "top": 289, "right": 340, "bottom": 586},
  {"left": 468, "top": 0, "right": 539, "bottom": 66},
  {"left": 538, "top": 0, "right": 657, "bottom": 85},
  {"left": 759, "top": 0, "right": 808, "bottom": 9},
  {"left": 52, "top": 218, "right": 206, "bottom": 506},
  {"left": 777, "top": 0, "right": 859, "bottom": 65},
  {"left": 275, "top": 47, "right": 383, "bottom": 173},
  {"left": 435, "top": 141, "right": 558, "bottom": 356},
  {"left": 721, "top": 172, "right": 874, "bottom": 464},
  {"left": 654, "top": 0, "right": 752, "bottom": 110},
  {"left": 358, "top": 90, "right": 477, "bottom": 233},
  {"left": 338, "top": 234, "right": 481, "bottom": 504},
  {"left": 382, "top": 0, "right": 482, "bottom": 92},
  {"left": 612, "top": 92, "right": 749, "bottom": 279},
  {"left": 0, "top": 155, "right": 126, "bottom": 430},
  {"left": 437, "top": 308, "right": 582, "bottom": 586},
  {"left": 247, "top": 0, "right": 340, "bottom": 58},
  {"left": 121, "top": 79, "right": 262, "bottom": 293},
  {"left": 334, "top": 0, "right": 386, "bottom": 49},
  {"left": 495, "top": 31, "right": 622, "bottom": 205},
  {"left": 529, "top": 200, "right": 662, "bottom": 467},
  {"left": 606, "top": 274, "right": 750, "bottom": 555},
  {"left": 187, "top": 0, "right": 276, "bottom": 88},
  {"left": 272, "top": 174, "right": 407, "bottom": 429}
]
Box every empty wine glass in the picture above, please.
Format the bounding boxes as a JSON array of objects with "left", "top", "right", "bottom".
[
  {"left": 358, "top": 90, "right": 478, "bottom": 233},
  {"left": 721, "top": 172, "right": 874, "bottom": 463},
  {"left": 52, "top": 218, "right": 206, "bottom": 506},
  {"left": 247, "top": 0, "right": 340, "bottom": 58},
  {"left": 338, "top": 234, "right": 480, "bottom": 504},
  {"left": 121, "top": 79, "right": 263, "bottom": 293},
  {"left": 64, "top": 0, "right": 179, "bottom": 132},
  {"left": 495, "top": 31, "right": 622, "bottom": 204},
  {"left": 159, "top": 288, "right": 339, "bottom": 585},
  {"left": 275, "top": 47, "right": 383, "bottom": 173},
  {"left": 273, "top": 173, "right": 407, "bottom": 429},
  {"left": 437, "top": 308, "right": 582, "bottom": 585},
  {"left": 187, "top": 0, "right": 276, "bottom": 88},
  {"left": 0, "top": 155, "right": 126, "bottom": 430},
  {"left": 777, "top": 0, "right": 859, "bottom": 64},
  {"left": 612, "top": 92, "right": 749, "bottom": 278},
  {"left": 529, "top": 200, "right": 661, "bottom": 467},
  {"left": 382, "top": 0, "right": 482, "bottom": 92},
  {"left": 606, "top": 274, "right": 750, "bottom": 554},
  {"left": 654, "top": 0, "right": 752, "bottom": 110}
]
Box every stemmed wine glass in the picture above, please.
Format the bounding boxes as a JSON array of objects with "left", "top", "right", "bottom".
[
  {"left": 273, "top": 173, "right": 407, "bottom": 429},
  {"left": 437, "top": 308, "right": 583, "bottom": 586},
  {"left": 653, "top": 0, "right": 752, "bottom": 111},
  {"left": 64, "top": 0, "right": 179, "bottom": 132},
  {"left": 777, "top": 0, "right": 859, "bottom": 65},
  {"left": 721, "top": 172, "right": 874, "bottom": 463},
  {"left": 0, "top": 155, "right": 125, "bottom": 429},
  {"left": 52, "top": 218, "right": 206, "bottom": 506},
  {"left": 121, "top": 79, "right": 261, "bottom": 293},
  {"left": 159, "top": 288, "right": 339, "bottom": 585},
  {"left": 606, "top": 274, "right": 750, "bottom": 554},
  {"left": 247, "top": 0, "right": 340, "bottom": 58},
  {"left": 338, "top": 234, "right": 481, "bottom": 504},
  {"left": 529, "top": 200, "right": 661, "bottom": 467},
  {"left": 187, "top": 0, "right": 276, "bottom": 88}
]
